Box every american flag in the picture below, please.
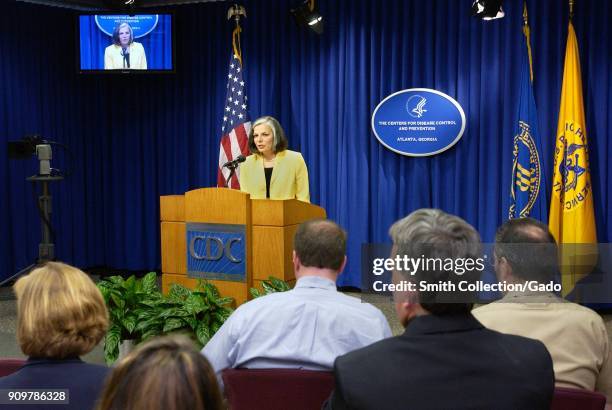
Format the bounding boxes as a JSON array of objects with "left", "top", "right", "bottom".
[{"left": 217, "top": 52, "right": 251, "bottom": 188}]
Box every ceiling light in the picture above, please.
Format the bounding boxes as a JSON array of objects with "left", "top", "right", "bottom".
[
  {"left": 472, "top": 0, "right": 505, "bottom": 20},
  {"left": 291, "top": 0, "right": 324, "bottom": 34}
]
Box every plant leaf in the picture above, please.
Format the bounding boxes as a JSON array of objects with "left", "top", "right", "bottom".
[
  {"left": 124, "top": 275, "right": 136, "bottom": 291},
  {"left": 261, "top": 280, "right": 276, "bottom": 294},
  {"left": 140, "top": 326, "right": 162, "bottom": 342},
  {"left": 163, "top": 317, "right": 186, "bottom": 333},
  {"left": 97, "top": 283, "right": 111, "bottom": 303},
  {"left": 108, "top": 276, "right": 125, "bottom": 285},
  {"left": 135, "top": 317, "right": 163, "bottom": 332},
  {"left": 214, "top": 297, "right": 234, "bottom": 307},
  {"left": 269, "top": 276, "right": 291, "bottom": 291},
  {"left": 141, "top": 272, "right": 158, "bottom": 293},
  {"left": 104, "top": 324, "right": 121, "bottom": 365},
  {"left": 213, "top": 309, "right": 232, "bottom": 323},
  {"left": 202, "top": 281, "right": 220, "bottom": 299},
  {"left": 167, "top": 283, "right": 191, "bottom": 301},
  {"left": 122, "top": 315, "right": 138, "bottom": 334},
  {"left": 210, "top": 322, "right": 223, "bottom": 335},
  {"left": 196, "top": 322, "right": 211, "bottom": 346},
  {"left": 158, "top": 307, "right": 191, "bottom": 319},
  {"left": 110, "top": 293, "right": 125, "bottom": 309},
  {"left": 183, "top": 316, "right": 198, "bottom": 330},
  {"left": 249, "top": 288, "right": 262, "bottom": 298},
  {"left": 183, "top": 294, "right": 208, "bottom": 314}
]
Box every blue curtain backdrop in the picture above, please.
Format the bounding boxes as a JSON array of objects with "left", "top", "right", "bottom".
[
  {"left": 78, "top": 14, "right": 173, "bottom": 70},
  {"left": 0, "top": 0, "right": 610, "bottom": 287}
]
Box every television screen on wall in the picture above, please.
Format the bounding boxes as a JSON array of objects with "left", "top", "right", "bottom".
[{"left": 78, "top": 13, "right": 174, "bottom": 73}]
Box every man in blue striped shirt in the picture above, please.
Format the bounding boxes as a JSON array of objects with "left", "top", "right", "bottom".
[{"left": 202, "top": 219, "right": 392, "bottom": 384}]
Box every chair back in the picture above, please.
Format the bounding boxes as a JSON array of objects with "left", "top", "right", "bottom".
[
  {"left": 0, "top": 358, "right": 26, "bottom": 377},
  {"left": 550, "top": 387, "right": 606, "bottom": 410},
  {"left": 222, "top": 368, "right": 335, "bottom": 410}
]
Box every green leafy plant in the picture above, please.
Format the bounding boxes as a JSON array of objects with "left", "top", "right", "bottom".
[
  {"left": 97, "top": 273, "right": 233, "bottom": 364},
  {"left": 97, "top": 272, "right": 162, "bottom": 364},
  {"left": 249, "top": 276, "right": 291, "bottom": 298},
  {"left": 135, "top": 281, "right": 234, "bottom": 349}
]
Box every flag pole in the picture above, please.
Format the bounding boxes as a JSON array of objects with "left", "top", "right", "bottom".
[
  {"left": 522, "top": 1, "right": 533, "bottom": 83},
  {"left": 227, "top": 4, "right": 246, "bottom": 66},
  {"left": 218, "top": 4, "right": 251, "bottom": 189}
]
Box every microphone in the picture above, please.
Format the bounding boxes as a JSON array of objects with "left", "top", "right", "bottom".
[
  {"left": 121, "top": 47, "right": 130, "bottom": 68},
  {"left": 222, "top": 155, "right": 246, "bottom": 168}
]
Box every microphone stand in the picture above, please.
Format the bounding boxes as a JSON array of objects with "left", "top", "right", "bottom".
[{"left": 225, "top": 163, "right": 239, "bottom": 188}]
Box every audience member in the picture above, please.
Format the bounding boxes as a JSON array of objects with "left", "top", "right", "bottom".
[
  {"left": 0, "top": 262, "right": 109, "bottom": 410},
  {"left": 97, "top": 335, "right": 223, "bottom": 410},
  {"left": 324, "top": 209, "right": 555, "bottom": 410},
  {"left": 472, "top": 217, "right": 612, "bottom": 404},
  {"left": 202, "top": 219, "right": 391, "bottom": 384}
]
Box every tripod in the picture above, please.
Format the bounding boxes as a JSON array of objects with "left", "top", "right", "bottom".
[{"left": 0, "top": 175, "right": 63, "bottom": 286}]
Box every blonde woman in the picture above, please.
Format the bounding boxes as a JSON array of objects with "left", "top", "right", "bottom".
[
  {"left": 104, "top": 22, "right": 147, "bottom": 70},
  {"left": 239, "top": 116, "right": 310, "bottom": 202},
  {"left": 0, "top": 262, "right": 109, "bottom": 410}
]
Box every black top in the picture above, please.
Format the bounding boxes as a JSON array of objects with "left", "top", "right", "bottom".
[
  {"left": 264, "top": 167, "right": 273, "bottom": 198},
  {"left": 324, "top": 314, "right": 554, "bottom": 410}
]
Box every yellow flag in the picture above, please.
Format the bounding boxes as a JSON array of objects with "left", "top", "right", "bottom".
[{"left": 549, "top": 22, "right": 597, "bottom": 296}]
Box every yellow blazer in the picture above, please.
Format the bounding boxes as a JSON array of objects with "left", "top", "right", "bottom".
[{"left": 239, "top": 150, "right": 310, "bottom": 202}]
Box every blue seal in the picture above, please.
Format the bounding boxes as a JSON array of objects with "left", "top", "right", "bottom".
[{"left": 372, "top": 88, "right": 466, "bottom": 157}]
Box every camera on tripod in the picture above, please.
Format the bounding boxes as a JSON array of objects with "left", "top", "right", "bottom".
[
  {"left": 8, "top": 135, "right": 55, "bottom": 176},
  {"left": 3, "top": 135, "right": 66, "bottom": 286}
]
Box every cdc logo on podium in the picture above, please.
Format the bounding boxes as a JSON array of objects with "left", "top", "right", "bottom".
[{"left": 186, "top": 223, "right": 246, "bottom": 282}]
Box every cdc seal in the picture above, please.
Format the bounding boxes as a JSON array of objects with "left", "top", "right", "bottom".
[{"left": 371, "top": 88, "right": 466, "bottom": 157}]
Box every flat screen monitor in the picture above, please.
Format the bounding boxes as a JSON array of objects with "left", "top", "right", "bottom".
[{"left": 78, "top": 13, "right": 174, "bottom": 73}]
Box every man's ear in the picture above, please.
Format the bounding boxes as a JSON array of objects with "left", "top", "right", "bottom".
[
  {"left": 496, "top": 256, "right": 513, "bottom": 282},
  {"left": 293, "top": 250, "right": 300, "bottom": 274},
  {"left": 394, "top": 293, "right": 418, "bottom": 328},
  {"left": 337, "top": 255, "right": 347, "bottom": 274}
]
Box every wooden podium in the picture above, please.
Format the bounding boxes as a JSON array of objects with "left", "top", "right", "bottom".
[{"left": 160, "top": 188, "right": 326, "bottom": 306}]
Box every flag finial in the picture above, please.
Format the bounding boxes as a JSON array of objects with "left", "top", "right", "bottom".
[
  {"left": 228, "top": 4, "right": 246, "bottom": 66},
  {"left": 227, "top": 4, "right": 247, "bottom": 24},
  {"left": 569, "top": 0, "right": 574, "bottom": 20}
]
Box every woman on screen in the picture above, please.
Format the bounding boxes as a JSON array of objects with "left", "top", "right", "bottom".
[
  {"left": 104, "top": 22, "right": 147, "bottom": 70},
  {"left": 239, "top": 116, "right": 310, "bottom": 202}
]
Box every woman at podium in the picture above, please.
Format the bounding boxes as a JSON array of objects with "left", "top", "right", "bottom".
[{"left": 240, "top": 116, "right": 310, "bottom": 202}]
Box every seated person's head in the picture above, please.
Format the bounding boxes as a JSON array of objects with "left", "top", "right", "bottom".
[
  {"left": 389, "top": 209, "right": 482, "bottom": 325},
  {"left": 97, "top": 335, "right": 224, "bottom": 410},
  {"left": 293, "top": 219, "right": 347, "bottom": 278},
  {"left": 14, "top": 261, "right": 108, "bottom": 359},
  {"left": 494, "top": 217, "right": 558, "bottom": 284}
]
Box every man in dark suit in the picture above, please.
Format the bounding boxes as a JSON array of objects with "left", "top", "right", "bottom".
[{"left": 324, "top": 209, "right": 555, "bottom": 410}]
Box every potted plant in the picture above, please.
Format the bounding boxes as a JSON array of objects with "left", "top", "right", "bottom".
[
  {"left": 97, "top": 272, "right": 234, "bottom": 364},
  {"left": 97, "top": 272, "right": 162, "bottom": 364},
  {"left": 135, "top": 280, "right": 234, "bottom": 349},
  {"left": 250, "top": 276, "right": 291, "bottom": 298}
]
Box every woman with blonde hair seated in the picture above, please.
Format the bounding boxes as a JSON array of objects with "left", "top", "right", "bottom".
[
  {"left": 97, "top": 335, "right": 224, "bottom": 410},
  {"left": 0, "top": 262, "right": 109, "bottom": 409}
]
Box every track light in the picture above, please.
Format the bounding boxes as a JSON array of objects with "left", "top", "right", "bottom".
[
  {"left": 472, "top": 0, "right": 505, "bottom": 20},
  {"left": 104, "top": 0, "right": 137, "bottom": 10},
  {"left": 291, "top": 0, "right": 324, "bottom": 34}
]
